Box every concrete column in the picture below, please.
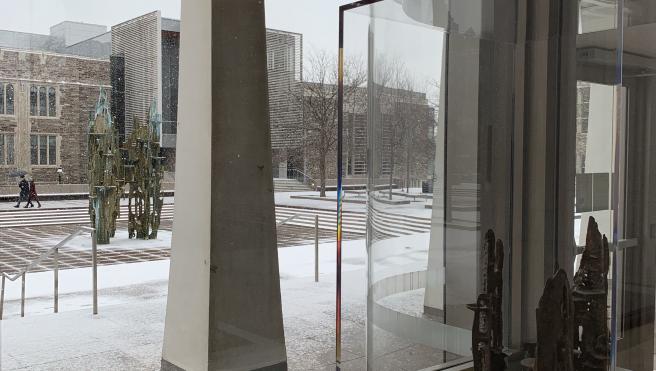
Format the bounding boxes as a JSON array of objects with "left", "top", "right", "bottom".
[
  {"left": 520, "top": 0, "right": 578, "bottom": 342},
  {"left": 161, "top": 0, "right": 287, "bottom": 370}
]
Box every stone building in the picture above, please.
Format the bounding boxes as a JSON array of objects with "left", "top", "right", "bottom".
[
  {"left": 301, "top": 83, "right": 436, "bottom": 187},
  {"left": 0, "top": 12, "right": 304, "bottom": 185},
  {"left": 0, "top": 48, "right": 110, "bottom": 185}
]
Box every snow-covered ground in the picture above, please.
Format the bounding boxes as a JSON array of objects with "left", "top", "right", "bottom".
[
  {"left": 65, "top": 230, "right": 173, "bottom": 251},
  {"left": 2, "top": 229, "right": 436, "bottom": 305},
  {"left": 275, "top": 190, "right": 433, "bottom": 219},
  {"left": 2, "top": 234, "right": 362, "bottom": 303},
  {"left": 2, "top": 260, "right": 171, "bottom": 302}
]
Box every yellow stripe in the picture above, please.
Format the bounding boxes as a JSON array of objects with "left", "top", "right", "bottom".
[{"left": 338, "top": 48, "right": 344, "bottom": 80}]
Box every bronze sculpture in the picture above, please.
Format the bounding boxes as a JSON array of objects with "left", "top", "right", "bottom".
[
  {"left": 88, "top": 89, "right": 124, "bottom": 244},
  {"left": 532, "top": 216, "right": 610, "bottom": 370},
  {"left": 467, "top": 229, "right": 505, "bottom": 371},
  {"left": 572, "top": 216, "right": 610, "bottom": 371},
  {"left": 124, "top": 101, "right": 164, "bottom": 240},
  {"left": 535, "top": 269, "right": 575, "bottom": 371}
]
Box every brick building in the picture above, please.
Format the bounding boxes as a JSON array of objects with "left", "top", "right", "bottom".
[{"left": 0, "top": 49, "right": 109, "bottom": 185}]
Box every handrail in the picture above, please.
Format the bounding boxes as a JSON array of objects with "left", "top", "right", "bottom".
[
  {"left": 2, "top": 226, "right": 94, "bottom": 282},
  {"left": 0, "top": 226, "right": 98, "bottom": 319},
  {"left": 277, "top": 214, "right": 299, "bottom": 226}
]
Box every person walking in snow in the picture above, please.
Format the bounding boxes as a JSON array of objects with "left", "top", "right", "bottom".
[
  {"left": 26, "top": 178, "right": 41, "bottom": 208},
  {"left": 14, "top": 175, "right": 30, "bottom": 208}
]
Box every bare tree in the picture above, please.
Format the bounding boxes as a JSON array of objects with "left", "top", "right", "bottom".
[
  {"left": 375, "top": 60, "right": 435, "bottom": 199},
  {"left": 293, "top": 50, "right": 366, "bottom": 197}
]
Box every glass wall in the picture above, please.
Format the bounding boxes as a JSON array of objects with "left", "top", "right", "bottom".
[
  {"left": 614, "top": 1, "right": 656, "bottom": 369},
  {"left": 338, "top": 0, "right": 656, "bottom": 370}
]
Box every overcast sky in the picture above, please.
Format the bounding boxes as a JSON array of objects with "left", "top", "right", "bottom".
[
  {"left": 0, "top": 0, "right": 353, "bottom": 54},
  {"left": 0, "top": 1, "right": 442, "bottom": 93}
]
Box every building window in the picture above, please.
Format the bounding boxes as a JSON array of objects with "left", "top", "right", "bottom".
[
  {"left": 30, "top": 134, "right": 57, "bottom": 165},
  {"left": 267, "top": 50, "right": 275, "bottom": 70},
  {"left": 0, "top": 83, "right": 15, "bottom": 115},
  {"left": 39, "top": 87, "right": 47, "bottom": 116},
  {"left": 284, "top": 45, "right": 294, "bottom": 72},
  {"left": 30, "top": 85, "right": 57, "bottom": 117},
  {"left": 48, "top": 87, "right": 56, "bottom": 117},
  {"left": 6, "top": 84, "right": 13, "bottom": 115},
  {"left": 0, "top": 133, "right": 15, "bottom": 165},
  {"left": 30, "top": 86, "right": 38, "bottom": 116}
]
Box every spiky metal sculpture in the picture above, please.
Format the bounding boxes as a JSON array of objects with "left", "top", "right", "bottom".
[
  {"left": 124, "top": 100, "right": 164, "bottom": 240},
  {"left": 467, "top": 229, "right": 506, "bottom": 371},
  {"left": 531, "top": 216, "right": 610, "bottom": 371},
  {"left": 88, "top": 89, "right": 124, "bottom": 244},
  {"left": 572, "top": 216, "right": 610, "bottom": 371}
]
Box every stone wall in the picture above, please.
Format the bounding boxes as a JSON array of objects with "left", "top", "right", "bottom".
[{"left": 0, "top": 48, "right": 110, "bottom": 185}]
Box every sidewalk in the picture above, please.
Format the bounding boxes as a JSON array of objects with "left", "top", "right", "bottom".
[
  {"left": 1, "top": 270, "right": 367, "bottom": 371},
  {"left": 0, "top": 197, "right": 176, "bottom": 212}
]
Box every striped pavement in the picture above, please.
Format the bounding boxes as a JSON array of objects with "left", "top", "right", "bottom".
[{"left": 0, "top": 203, "right": 433, "bottom": 238}]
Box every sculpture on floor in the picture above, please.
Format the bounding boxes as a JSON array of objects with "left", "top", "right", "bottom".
[
  {"left": 572, "top": 216, "right": 610, "bottom": 371},
  {"left": 535, "top": 269, "right": 574, "bottom": 371},
  {"left": 88, "top": 89, "right": 124, "bottom": 244},
  {"left": 467, "top": 229, "right": 506, "bottom": 371},
  {"left": 124, "top": 100, "right": 164, "bottom": 240},
  {"left": 530, "top": 216, "right": 610, "bottom": 371}
]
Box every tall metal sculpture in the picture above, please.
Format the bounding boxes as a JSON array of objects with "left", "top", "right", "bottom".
[
  {"left": 467, "top": 229, "right": 505, "bottom": 371},
  {"left": 88, "top": 89, "right": 124, "bottom": 244},
  {"left": 124, "top": 100, "right": 164, "bottom": 240},
  {"left": 572, "top": 216, "right": 610, "bottom": 371},
  {"left": 535, "top": 269, "right": 575, "bottom": 371},
  {"left": 532, "top": 216, "right": 610, "bottom": 370}
]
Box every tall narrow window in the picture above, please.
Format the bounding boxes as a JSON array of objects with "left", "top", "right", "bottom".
[
  {"left": 30, "top": 135, "right": 38, "bottom": 164},
  {"left": 0, "top": 135, "right": 5, "bottom": 165},
  {"left": 39, "top": 135, "right": 47, "bottom": 165},
  {"left": 39, "top": 87, "right": 47, "bottom": 116},
  {"left": 48, "top": 87, "right": 56, "bottom": 117},
  {"left": 30, "top": 86, "right": 38, "bottom": 116},
  {"left": 267, "top": 50, "right": 275, "bottom": 70},
  {"left": 6, "top": 84, "right": 13, "bottom": 115},
  {"left": 6, "top": 134, "right": 14, "bottom": 165},
  {"left": 48, "top": 135, "right": 57, "bottom": 164},
  {"left": 0, "top": 83, "right": 4, "bottom": 114}
]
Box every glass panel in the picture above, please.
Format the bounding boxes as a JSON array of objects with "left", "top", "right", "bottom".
[
  {"left": 593, "top": 172, "right": 610, "bottom": 211},
  {"left": 6, "top": 83, "right": 13, "bottom": 115},
  {"left": 343, "top": 0, "right": 625, "bottom": 369},
  {"left": 48, "top": 135, "right": 56, "bottom": 165},
  {"left": 48, "top": 87, "right": 56, "bottom": 117},
  {"left": 30, "top": 135, "right": 38, "bottom": 164},
  {"left": 39, "top": 135, "right": 47, "bottom": 165},
  {"left": 576, "top": 173, "right": 593, "bottom": 213},
  {"left": 347, "top": 1, "right": 516, "bottom": 368},
  {"left": 30, "top": 86, "right": 37, "bottom": 116},
  {"left": 6, "top": 134, "right": 14, "bottom": 165},
  {"left": 616, "top": 0, "right": 656, "bottom": 367},
  {"left": 39, "top": 87, "right": 47, "bottom": 116}
]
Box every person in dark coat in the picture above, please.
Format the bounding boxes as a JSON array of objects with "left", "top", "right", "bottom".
[
  {"left": 14, "top": 175, "right": 29, "bottom": 208},
  {"left": 26, "top": 178, "right": 41, "bottom": 208}
]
